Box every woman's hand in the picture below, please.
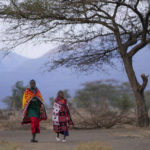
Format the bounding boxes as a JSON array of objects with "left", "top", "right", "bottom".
[{"left": 40, "top": 104, "right": 44, "bottom": 113}]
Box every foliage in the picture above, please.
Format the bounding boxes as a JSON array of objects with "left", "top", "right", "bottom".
[
  {"left": 110, "top": 82, "right": 135, "bottom": 111},
  {"left": 0, "top": 0, "right": 149, "bottom": 71},
  {"left": 112, "top": 94, "right": 135, "bottom": 111},
  {"left": 74, "top": 80, "right": 116, "bottom": 108},
  {"left": 2, "top": 81, "right": 27, "bottom": 110},
  {"left": 74, "top": 80, "right": 135, "bottom": 111}
]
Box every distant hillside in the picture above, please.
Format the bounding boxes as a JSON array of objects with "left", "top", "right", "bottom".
[{"left": 0, "top": 45, "right": 150, "bottom": 108}]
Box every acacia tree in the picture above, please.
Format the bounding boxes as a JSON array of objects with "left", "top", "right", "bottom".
[
  {"left": 3, "top": 81, "right": 27, "bottom": 111},
  {"left": 0, "top": 0, "right": 150, "bottom": 126},
  {"left": 74, "top": 80, "right": 135, "bottom": 111}
]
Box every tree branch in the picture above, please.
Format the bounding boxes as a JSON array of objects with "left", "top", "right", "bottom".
[
  {"left": 138, "top": 74, "right": 149, "bottom": 93},
  {"left": 128, "top": 38, "right": 150, "bottom": 57}
]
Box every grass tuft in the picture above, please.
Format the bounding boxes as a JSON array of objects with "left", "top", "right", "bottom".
[{"left": 76, "top": 141, "right": 113, "bottom": 150}]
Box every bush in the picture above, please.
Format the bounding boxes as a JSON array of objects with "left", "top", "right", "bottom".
[
  {"left": 75, "top": 142, "right": 113, "bottom": 150},
  {"left": 111, "top": 94, "right": 135, "bottom": 111}
]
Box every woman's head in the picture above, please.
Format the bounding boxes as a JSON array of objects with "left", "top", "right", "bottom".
[
  {"left": 57, "top": 90, "right": 64, "bottom": 98},
  {"left": 30, "top": 79, "right": 36, "bottom": 89}
]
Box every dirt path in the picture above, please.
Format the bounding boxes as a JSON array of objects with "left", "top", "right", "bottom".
[{"left": 0, "top": 128, "right": 150, "bottom": 150}]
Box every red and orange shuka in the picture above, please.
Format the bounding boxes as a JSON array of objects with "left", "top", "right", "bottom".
[{"left": 22, "top": 88, "right": 47, "bottom": 124}]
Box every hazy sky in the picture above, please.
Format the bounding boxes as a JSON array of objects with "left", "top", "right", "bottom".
[
  {"left": 0, "top": 42, "right": 150, "bottom": 109},
  {"left": 14, "top": 42, "right": 57, "bottom": 59}
]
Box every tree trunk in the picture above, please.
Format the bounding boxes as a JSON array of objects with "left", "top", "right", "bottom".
[
  {"left": 13, "top": 100, "right": 16, "bottom": 117},
  {"left": 123, "top": 56, "right": 149, "bottom": 127},
  {"left": 103, "top": 97, "right": 107, "bottom": 113}
]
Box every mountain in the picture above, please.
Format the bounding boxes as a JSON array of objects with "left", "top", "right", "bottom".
[{"left": 0, "top": 45, "right": 150, "bottom": 108}]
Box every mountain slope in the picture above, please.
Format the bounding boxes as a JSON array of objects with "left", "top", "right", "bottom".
[{"left": 0, "top": 45, "right": 150, "bottom": 108}]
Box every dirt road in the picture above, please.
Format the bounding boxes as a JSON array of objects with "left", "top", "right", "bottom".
[{"left": 0, "top": 128, "right": 150, "bottom": 150}]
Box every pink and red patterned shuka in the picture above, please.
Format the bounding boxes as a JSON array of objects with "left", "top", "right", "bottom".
[{"left": 52, "top": 96, "right": 74, "bottom": 136}]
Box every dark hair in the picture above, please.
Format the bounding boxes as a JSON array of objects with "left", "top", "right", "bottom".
[
  {"left": 30, "top": 79, "right": 36, "bottom": 84},
  {"left": 57, "top": 90, "right": 64, "bottom": 96}
]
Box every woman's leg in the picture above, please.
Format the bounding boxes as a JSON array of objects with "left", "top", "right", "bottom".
[
  {"left": 56, "top": 132, "right": 60, "bottom": 142},
  {"left": 35, "top": 118, "right": 40, "bottom": 133},
  {"left": 57, "top": 133, "right": 59, "bottom": 138},
  {"left": 62, "top": 131, "right": 67, "bottom": 142},
  {"left": 32, "top": 133, "right": 36, "bottom": 141},
  {"left": 63, "top": 134, "right": 66, "bottom": 140},
  {"left": 30, "top": 117, "right": 38, "bottom": 142}
]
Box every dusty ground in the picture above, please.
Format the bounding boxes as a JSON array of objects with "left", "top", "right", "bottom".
[{"left": 0, "top": 128, "right": 150, "bottom": 150}]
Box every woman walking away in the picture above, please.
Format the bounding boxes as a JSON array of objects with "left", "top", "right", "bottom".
[{"left": 52, "top": 90, "right": 74, "bottom": 143}]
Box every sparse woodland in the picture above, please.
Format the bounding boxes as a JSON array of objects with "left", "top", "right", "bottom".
[{"left": 0, "top": 0, "right": 150, "bottom": 127}]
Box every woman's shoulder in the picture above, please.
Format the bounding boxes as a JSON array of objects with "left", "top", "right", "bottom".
[{"left": 25, "top": 88, "right": 30, "bottom": 93}]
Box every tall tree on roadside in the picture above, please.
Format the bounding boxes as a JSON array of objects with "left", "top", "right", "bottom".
[{"left": 0, "top": 0, "right": 150, "bottom": 126}]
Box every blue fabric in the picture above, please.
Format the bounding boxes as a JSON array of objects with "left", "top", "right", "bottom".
[{"left": 60, "top": 131, "right": 69, "bottom": 136}]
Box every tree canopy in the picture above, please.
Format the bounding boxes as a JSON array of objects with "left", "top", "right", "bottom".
[
  {"left": 74, "top": 80, "right": 135, "bottom": 112},
  {"left": 3, "top": 81, "right": 27, "bottom": 110},
  {"left": 0, "top": 0, "right": 149, "bottom": 70}
]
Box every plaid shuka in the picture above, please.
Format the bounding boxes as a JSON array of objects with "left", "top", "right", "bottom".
[{"left": 52, "top": 97, "right": 73, "bottom": 134}]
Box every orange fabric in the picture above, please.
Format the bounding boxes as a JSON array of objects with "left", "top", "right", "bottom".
[
  {"left": 61, "top": 99, "right": 65, "bottom": 103},
  {"left": 22, "top": 88, "right": 44, "bottom": 110}
]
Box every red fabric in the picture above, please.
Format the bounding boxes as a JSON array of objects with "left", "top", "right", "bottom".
[
  {"left": 30, "top": 117, "right": 40, "bottom": 134},
  {"left": 21, "top": 88, "right": 47, "bottom": 125},
  {"left": 53, "top": 97, "right": 74, "bottom": 134}
]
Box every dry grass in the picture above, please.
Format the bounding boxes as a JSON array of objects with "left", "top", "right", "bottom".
[
  {"left": 0, "top": 109, "right": 136, "bottom": 130},
  {"left": 0, "top": 110, "right": 52, "bottom": 130},
  {"left": 75, "top": 142, "right": 113, "bottom": 150},
  {"left": 0, "top": 140, "right": 22, "bottom": 150}
]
